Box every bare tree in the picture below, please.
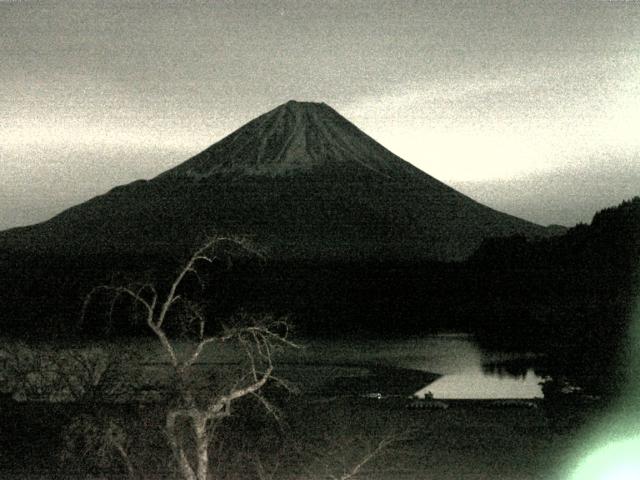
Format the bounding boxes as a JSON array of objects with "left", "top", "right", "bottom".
[
  {"left": 82, "top": 236, "right": 297, "bottom": 480},
  {"left": 0, "top": 342, "right": 139, "bottom": 403},
  {"left": 303, "top": 430, "right": 411, "bottom": 480},
  {"left": 61, "top": 414, "right": 138, "bottom": 479}
]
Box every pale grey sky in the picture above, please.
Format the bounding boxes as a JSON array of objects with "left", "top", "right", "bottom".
[{"left": 2, "top": 0, "right": 639, "bottom": 229}]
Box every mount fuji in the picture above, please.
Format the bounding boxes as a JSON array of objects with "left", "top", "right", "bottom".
[{"left": 0, "top": 100, "right": 555, "bottom": 261}]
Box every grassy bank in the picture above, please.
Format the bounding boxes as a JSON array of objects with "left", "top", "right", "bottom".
[{"left": 0, "top": 393, "right": 603, "bottom": 479}]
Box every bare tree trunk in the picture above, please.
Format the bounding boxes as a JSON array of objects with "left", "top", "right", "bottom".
[
  {"left": 112, "top": 442, "right": 137, "bottom": 480},
  {"left": 194, "top": 415, "right": 210, "bottom": 480},
  {"left": 167, "top": 410, "right": 197, "bottom": 480}
]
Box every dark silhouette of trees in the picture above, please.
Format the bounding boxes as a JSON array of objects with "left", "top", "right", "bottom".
[{"left": 469, "top": 197, "right": 640, "bottom": 395}]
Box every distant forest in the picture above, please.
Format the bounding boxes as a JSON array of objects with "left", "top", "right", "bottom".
[
  {"left": 1, "top": 197, "right": 638, "bottom": 396},
  {"left": 469, "top": 197, "right": 640, "bottom": 395}
]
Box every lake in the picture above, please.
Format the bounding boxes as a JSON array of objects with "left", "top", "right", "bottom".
[
  {"left": 279, "top": 334, "right": 545, "bottom": 400},
  {"left": 1, "top": 334, "right": 545, "bottom": 401}
]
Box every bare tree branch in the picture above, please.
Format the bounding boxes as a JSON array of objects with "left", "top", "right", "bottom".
[
  {"left": 182, "top": 337, "right": 217, "bottom": 370},
  {"left": 79, "top": 236, "right": 295, "bottom": 480}
]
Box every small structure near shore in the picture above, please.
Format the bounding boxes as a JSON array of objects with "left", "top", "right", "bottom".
[{"left": 406, "top": 398, "right": 449, "bottom": 410}]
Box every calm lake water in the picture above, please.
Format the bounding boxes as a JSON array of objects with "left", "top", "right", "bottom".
[
  {"left": 1, "top": 334, "right": 544, "bottom": 401},
  {"left": 282, "top": 334, "right": 545, "bottom": 399}
]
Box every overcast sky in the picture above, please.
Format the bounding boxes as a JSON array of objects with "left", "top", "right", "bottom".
[{"left": 2, "top": 0, "right": 639, "bottom": 229}]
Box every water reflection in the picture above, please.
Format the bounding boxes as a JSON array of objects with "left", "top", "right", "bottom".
[
  {"left": 482, "top": 360, "right": 536, "bottom": 380},
  {"left": 284, "top": 334, "right": 545, "bottom": 399},
  {"left": 415, "top": 368, "right": 543, "bottom": 400},
  {"left": 411, "top": 339, "right": 544, "bottom": 399}
]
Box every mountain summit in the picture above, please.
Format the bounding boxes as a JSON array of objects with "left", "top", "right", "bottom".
[
  {"left": 159, "top": 100, "right": 418, "bottom": 179},
  {"left": 0, "top": 101, "right": 555, "bottom": 261}
]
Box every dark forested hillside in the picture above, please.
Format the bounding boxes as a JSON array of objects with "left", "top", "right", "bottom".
[
  {"left": 1, "top": 198, "right": 637, "bottom": 366},
  {"left": 468, "top": 197, "right": 640, "bottom": 395}
]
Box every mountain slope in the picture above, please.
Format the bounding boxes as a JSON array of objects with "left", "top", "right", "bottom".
[{"left": 0, "top": 100, "right": 554, "bottom": 261}]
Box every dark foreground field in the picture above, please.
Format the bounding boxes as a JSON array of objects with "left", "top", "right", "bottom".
[
  {"left": 0, "top": 338, "right": 606, "bottom": 479},
  {"left": 0, "top": 393, "right": 600, "bottom": 480}
]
